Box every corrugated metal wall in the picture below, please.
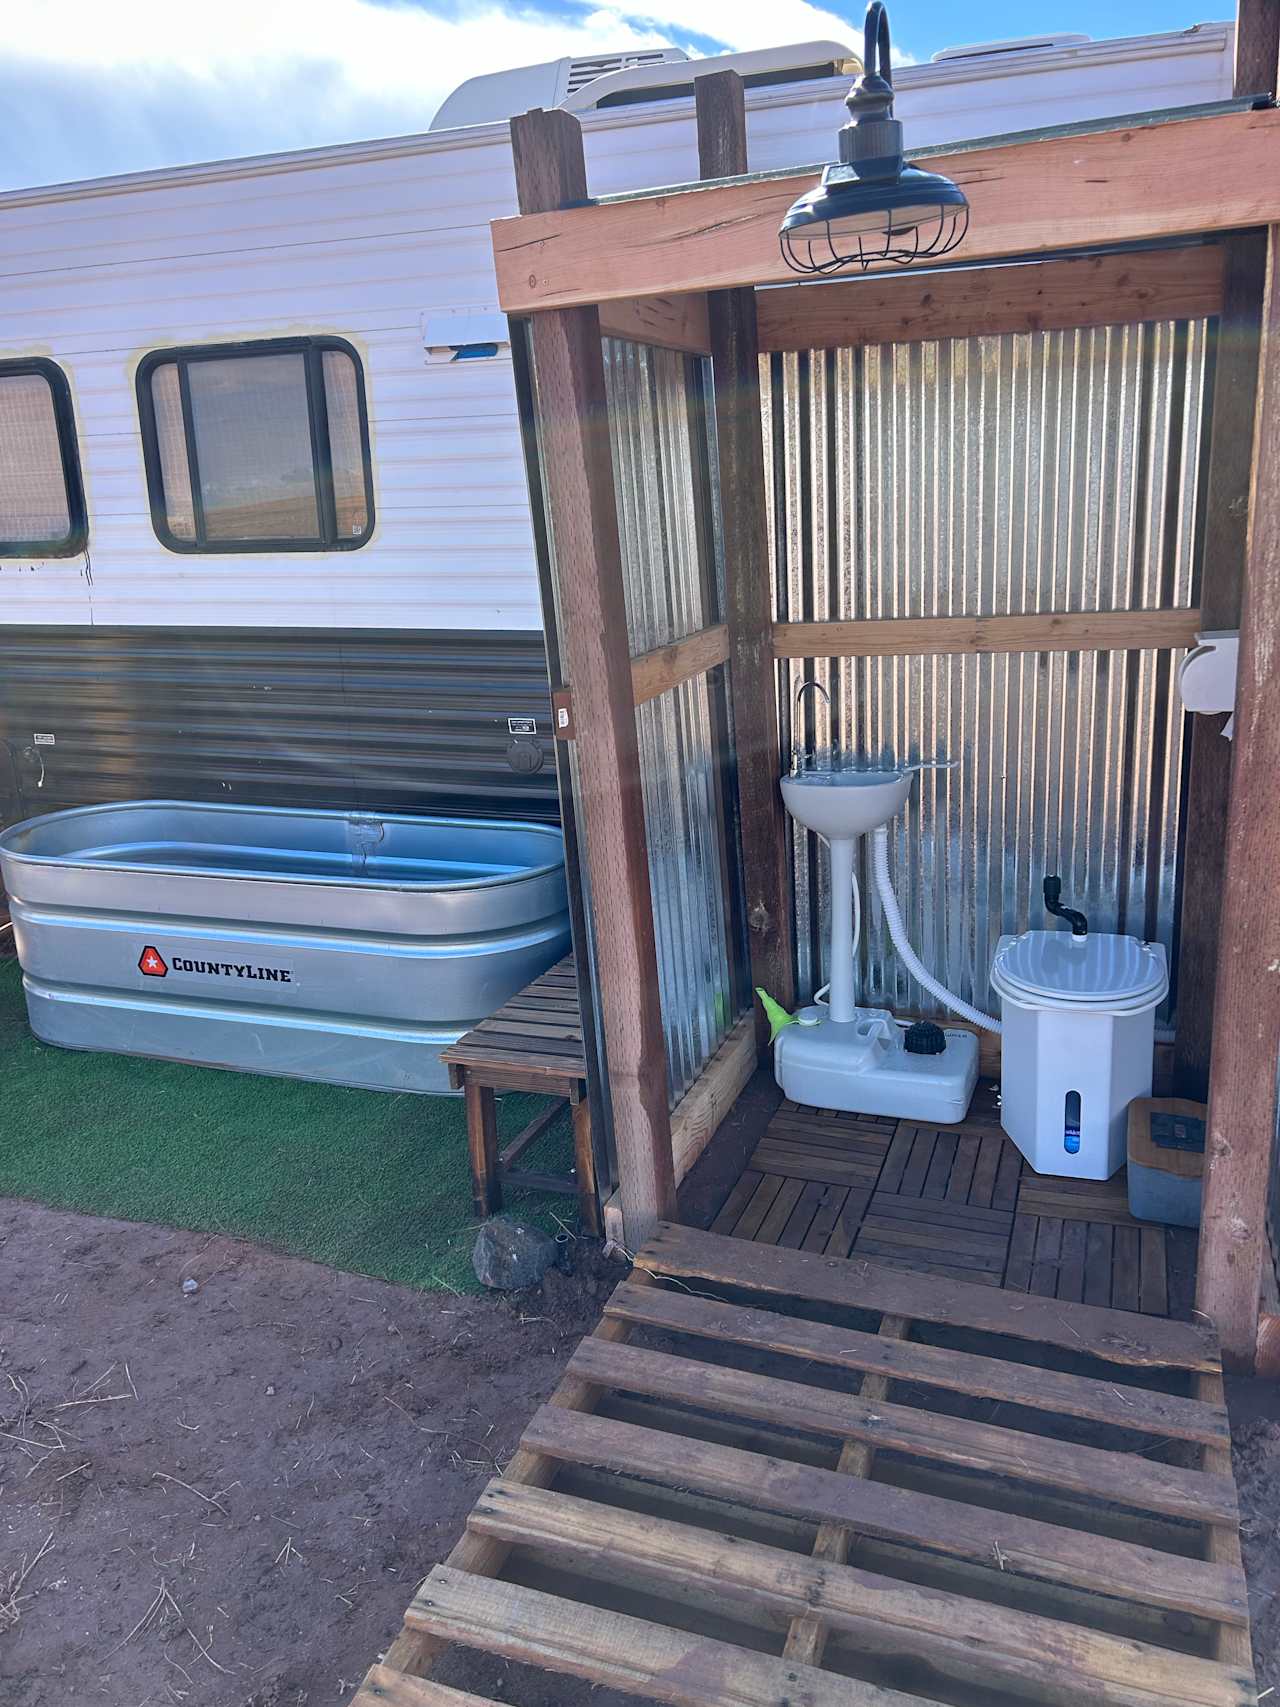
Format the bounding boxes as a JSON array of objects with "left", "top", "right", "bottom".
[
  {"left": 0, "top": 627, "right": 558, "bottom": 834},
  {"left": 604, "top": 340, "right": 745, "bottom": 1103},
  {"left": 763, "top": 319, "right": 1210, "bottom": 1019}
]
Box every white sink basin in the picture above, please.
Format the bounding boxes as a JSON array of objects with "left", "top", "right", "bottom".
[{"left": 780, "top": 768, "right": 912, "bottom": 837}]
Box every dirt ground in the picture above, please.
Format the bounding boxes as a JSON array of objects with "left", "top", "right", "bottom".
[
  {"left": 4, "top": 1190, "right": 1280, "bottom": 1707},
  {"left": 0, "top": 1199, "right": 620, "bottom": 1707}
]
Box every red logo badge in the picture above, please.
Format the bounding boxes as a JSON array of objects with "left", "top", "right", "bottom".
[{"left": 138, "top": 946, "right": 168, "bottom": 977}]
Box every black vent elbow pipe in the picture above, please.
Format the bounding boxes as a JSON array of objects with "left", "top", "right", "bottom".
[{"left": 1043, "top": 875, "right": 1088, "bottom": 937}]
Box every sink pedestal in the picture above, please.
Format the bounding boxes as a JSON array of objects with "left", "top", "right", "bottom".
[{"left": 775, "top": 761, "right": 977, "bottom": 1125}]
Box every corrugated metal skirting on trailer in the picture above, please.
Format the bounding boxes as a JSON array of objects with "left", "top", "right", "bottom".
[
  {"left": 604, "top": 339, "right": 746, "bottom": 1104},
  {"left": 0, "top": 628, "right": 558, "bottom": 837},
  {"left": 763, "top": 319, "right": 1210, "bottom": 1021}
]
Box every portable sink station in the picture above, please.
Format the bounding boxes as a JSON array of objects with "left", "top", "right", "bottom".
[{"left": 769, "top": 689, "right": 1167, "bottom": 1179}]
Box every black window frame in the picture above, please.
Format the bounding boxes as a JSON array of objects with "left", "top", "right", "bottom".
[
  {"left": 0, "top": 357, "right": 87, "bottom": 559},
  {"left": 136, "top": 335, "right": 375, "bottom": 554}
]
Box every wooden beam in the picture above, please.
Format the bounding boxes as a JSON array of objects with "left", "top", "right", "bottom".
[
  {"left": 1173, "top": 0, "right": 1277, "bottom": 1101},
  {"left": 697, "top": 71, "right": 795, "bottom": 1052},
  {"left": 492, "top": 107, "right": 1280, "bottom": 314},
  {"left": 669, "top": 1014, "right": 756, "bottom": 1182},
  {"left": 630, "top": 623, "right": 729, "bottom": 706},
  {"left": 1196, "top": 223, "right": 1280, "bottom": 1372},
  {"left": 772, "top": 607, "right": 1201, "bottom": 659},
  {"left": 598, "top": 293, "right": 711, "bottom": 353},
  {"left": 510, "top": 107, "right": 675, "bottom": 1249},
  {"left": 755, "top": 245, "right": 1226, "bottom": 353}
]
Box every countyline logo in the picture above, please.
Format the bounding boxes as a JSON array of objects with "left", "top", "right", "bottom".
[{"left": 137, "top": 946, "right": 292, "bottom": 983}]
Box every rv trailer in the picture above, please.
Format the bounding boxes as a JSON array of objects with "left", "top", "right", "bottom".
[{"left": 0, "top": 23, "right": 1234, "bottom": 833}]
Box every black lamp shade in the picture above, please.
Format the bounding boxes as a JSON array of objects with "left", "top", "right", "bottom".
[{"left": 781, "top": 165, "right": 969, "bottom": 273}]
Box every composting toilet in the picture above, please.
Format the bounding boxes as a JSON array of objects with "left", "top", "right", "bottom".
[{"left": 991, "top": 928, "right": 1168, "bottom": 1180}]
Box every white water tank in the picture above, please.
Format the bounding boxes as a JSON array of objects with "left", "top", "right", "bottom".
[{"left": 991, "top": 930, "right": 1169, "bottom": 1180}]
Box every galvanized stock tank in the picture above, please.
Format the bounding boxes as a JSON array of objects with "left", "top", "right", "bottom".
[{"left": 0, "top": 801, "right": 570, "bottom": 1094}]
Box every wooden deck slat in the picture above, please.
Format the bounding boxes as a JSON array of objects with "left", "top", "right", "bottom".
[
  {"left": 864, "top": 1251, "right": 1004, "bottom": 1285},
  {"left": 603, "top": 1280, "right": 1230, "bottom": 1442},
  {"left": 639, "top": 1222, "right": 1221, "bottom": 1371},
  {"left": 855, "top": 1212, "right": 1011, "bottom": 1260},
  {"left": 1085, "top": 1222, "right": 1115, "bottom": 1306},
  {"left": 968, "top": 1133, "right": 1004, "bottom": 1206},
  {"left": 877, "top": 1125, "right": 915, "bottom": 1193},
  {"left": 753, "top": 1175, "right": 807, "bottom": 1244},
  {"left": 1143, "top": 1225, "right": 1171, "bottom": 1317},
  {"left": 519, "top": 1405, "right": 1249, "bottom": 1625},
  {"left": 567, "top": 1337, "right": 1238, "bottom": 1524},
  {"left": 441, "top": 954, "right": 589, "bottom": 1082},
  {"left": 409, "top": 1565, "right": 923, "bottom": 1707},
  {"left": 777, "top": 1178, "right": 828, "bottom": 1248},
  {"left": 466, "top": 1482, "right": 1255, "bottom": 1707},
  {"left": 731, "top": 1174, "right": 786, "bottom": 1241},
  {"left": 1114, "top": 1225, "right": 1143, "bottom": 1311},
  {"left": 1056, "top": 1217, "right": 1087, "bottom": 1302},
  {"left": 800, "top": 1184, "right": 853, "bottom": 1252},
  {"left": 709, "top": 1169, "right": 761, "bottom": 1235},
  {"left": 898, "top": 1127, "right": 940, "bottom": 1197},
  {"left": 352, "top": 1667, "right": 506, "bottom": 1706},
  {"left": 854, "top": 1232, "right": 1006, "bottom": 1274},
  {"left": 863, "top": 1191, "right": 1015, "bottom": 1234},
  {"left": 1030, "top": 1215, "right": 1066, "bottom": 1296},
  {"left": 946, "top": 1133, "right": 981, "bottom": 1202}
]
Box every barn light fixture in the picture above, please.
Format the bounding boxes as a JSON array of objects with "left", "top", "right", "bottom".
[{"left": 779, "top": 2, "right": 968, "bottom": 274}]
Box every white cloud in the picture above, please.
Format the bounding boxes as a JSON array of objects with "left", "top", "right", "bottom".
[{"left": 0, "top": 0, "right": 860, "bottom": 192}]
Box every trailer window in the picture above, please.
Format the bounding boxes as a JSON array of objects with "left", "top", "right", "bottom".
[
  {"left": 137, "top": 338, "right": 373, "bottom": 552},
  {"left": 0, "top": 359, "right": 86, "bottom": 557}
]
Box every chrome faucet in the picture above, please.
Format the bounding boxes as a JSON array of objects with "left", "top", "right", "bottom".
[{"left": 792, "top": 679, "right": 834, "bottom": 773}]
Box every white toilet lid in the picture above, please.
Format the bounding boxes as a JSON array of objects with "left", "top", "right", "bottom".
[{"left": 992, "top": 929, "right": 1167, "bottom": 1006}]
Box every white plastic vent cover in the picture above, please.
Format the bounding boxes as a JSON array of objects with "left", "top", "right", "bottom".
[{"left": 564, "top": 50, "right": 685, "bottom": 94}]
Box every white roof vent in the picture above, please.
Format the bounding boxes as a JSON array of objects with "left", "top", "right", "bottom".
[
  {"left": 932, "top": 34, "right": 1090, "bottom": 62},
  {"left": 430, "top": 47, "right": 686, "bottom": 130},
  {"left": 430, "top": 39, "right": 854, "bottom": 131},
  {"left": 564, "top": 50, "right": 686, "bottom": 95},
  {"left": 562, "top": 40, "right": 857, "bottom": 112}
]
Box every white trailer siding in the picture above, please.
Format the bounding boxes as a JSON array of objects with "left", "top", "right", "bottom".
[{"left": 0, "top": 24, "right": 1233, "bottom": 632}]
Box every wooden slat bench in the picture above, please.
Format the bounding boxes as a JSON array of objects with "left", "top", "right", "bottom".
[
  {"left": 353, "top": 1222, "right": 1256, "bottom": 1707},
  {"left": 440, "top": 956, "right": 599, "bottom": 1236}
]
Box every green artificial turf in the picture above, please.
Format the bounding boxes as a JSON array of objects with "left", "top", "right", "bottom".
[{"left": 0, "top": 957, "right": 576, "bottom": 1292}]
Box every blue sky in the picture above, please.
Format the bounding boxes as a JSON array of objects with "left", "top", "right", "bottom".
[{"left": 0, "top": 0, "right": 1228, "bottom": 191}]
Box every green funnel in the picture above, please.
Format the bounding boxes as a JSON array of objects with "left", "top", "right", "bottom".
[{"left": 755, "top": 987, "right": 797, "bottom": 1045}]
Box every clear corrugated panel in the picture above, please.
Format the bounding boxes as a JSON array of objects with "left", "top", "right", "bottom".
[
  {"left": 604, "top": 338, "right": 738, "bottom": 1103},
  {"left": 766, "top": 320, "right": 1209, "bottom": 1022}
]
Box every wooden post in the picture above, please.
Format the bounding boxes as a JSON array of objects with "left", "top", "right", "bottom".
[
  {"left": 1196, "top": 222, "right": 1280, "bottom": 1370},
  {"left": 1234, "top": 0, "right": 1280, "bottom": 96},
  {"left": 1173, "top": 0, "right": 1277, "bottom": 1100},
  {"left": 509, "top": 107, "right": 675, "bottom": 1248},
  {"left": 696, "top": 71, "right": 795, "bottom": 1053}
]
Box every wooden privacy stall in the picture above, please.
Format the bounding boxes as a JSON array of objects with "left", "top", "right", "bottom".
[{"left": 496, "top": 68, "right": 1280, "bottom": 1370}]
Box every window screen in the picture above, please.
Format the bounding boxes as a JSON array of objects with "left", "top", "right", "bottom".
[
  {"left": 0, "top": 359, "right": 86, "bottom": 557},
  {"left": 138, "top": 338, "right": 373, "bottom": 552}
]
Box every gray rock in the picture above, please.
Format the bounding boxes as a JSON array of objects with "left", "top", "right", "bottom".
[{"left": 472, "top": 1216, "right": 560, "bottom": 1290}]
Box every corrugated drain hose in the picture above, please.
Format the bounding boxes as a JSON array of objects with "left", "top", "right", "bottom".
[{"left": 871, "top": 824, "right": 1002, "bottom": 1035}]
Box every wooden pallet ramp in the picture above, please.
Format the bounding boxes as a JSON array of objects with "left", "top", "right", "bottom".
[{"left": 353, "top": 1222, "right": 1256, "bottom": 1707}]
